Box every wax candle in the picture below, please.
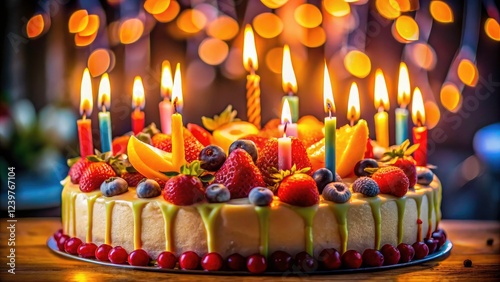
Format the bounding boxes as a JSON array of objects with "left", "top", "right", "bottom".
[
  {"left": 171, "top": 100, "right": 186, "bottom": 172},
  {"left": 396, "top": 62, "right": 411, "bottom": 145},
  {"left": 243, "top": 24, "right": 262, "bottom": 129},
  {"left": 323, "top": 63, "right": 336, "bottom": 174},
  {"left": 281, "top": 44, "right": 299, "bottom": 123},
  {"left": 159, "top": 61, "right": 174, "bottom": 134},
  {"left": 347, "top": 82, "right": 360, "bottom": 126},
  {"left": 78, "top": 68, "right": 94, "bottom": 157},
  {"left": 278, "top": 129, "right": 292, "bottom": 171},
  {"left": 131, "top": 76, "right": 145, "bottom": 135},
  {"left": 278, "top": 100, "right": 298, "bottom": 137},
  {"left": 373, "top": 69, "right": 390, "bottom": 148},
  {"left": 411, "top": 87, "right": 428, "bottom": 166},
  {"left": 98, "top": 73, "right": 112, "bottom": 153}
]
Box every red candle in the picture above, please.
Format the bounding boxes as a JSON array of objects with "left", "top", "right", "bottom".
[
  {"left": 411, "top": 87, "right": 427, "bottom": 166},
  {"left": 131, "top": 76, "right": 145, "bottom": 135},
  {"left": 78, "top": 68, "right": 94, "bottom": 157}
]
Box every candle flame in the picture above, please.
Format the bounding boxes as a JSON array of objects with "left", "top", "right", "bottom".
[
  {"left": 347, "top": 82, "right": 360, "bottom": 122},
  {"left": 243, "top": 24, "right": 258, "bottom": 72},
  {"left": 374, "top": 69, "right": 390, "bottom": 111},
  {"left": 172, "top": 63, "right": 183, "bottom": 108},
  {"left": 397, "top": 62, "right": 411, "bottom": 108},
  {"left": 80, "top": 68, "right": 93, "bottom": 116},
  {"left": 132, "top": 76, "right": 145, "bottom": 110},
  {"left": 323, "top": 62, "right": 335, "bottom": 114},
  {"left": 281, "top": 99, "right": 293, "bottom": 124},
  {"left": 281, "top": 44, "right": 297, "bottom": 94},
  {"left": 411, "top": 87, "right": 426, "bottom": 126},
  {"left": 161, "top": 60, "right": 173, "bottom": 99},
  {"left": 98, "top": 73, "right": 110, "bottom": 110}
]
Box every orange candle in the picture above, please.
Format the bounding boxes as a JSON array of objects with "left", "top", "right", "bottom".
[
  {"left": 131, "top": 76, "right": 145, "bottom": 135},
  {"left": 78, "top": 68, "right": 94, "bottom": 157}
]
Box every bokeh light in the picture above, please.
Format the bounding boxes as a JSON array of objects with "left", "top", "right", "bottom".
[
  {"left": 119, "top": 18, "right": 144, "bottom": 44},
  {"left": 344, "top": 49, "right": 371, "bottom": 78},
  {"left": 198, "top": 37, "right": 229, "bottom": 65},
  {"left": 207, "top": 15, "right": 239, "bottom": 41},
  {"left": 461, "top": 155, "right": 481, "bottom": 181},
  {"left": 324, "top": 0, "right": 351, "bottom": 17},
  {"left": 176, "top": 9, "right": 206, "bottom": 34},
  {"left": 424, "top": 101, "right": 440, "bottom": 129},
  {"left": 253, "top": 13, "right": 283, "bottom": 38},
  {"left": 457, "top": 59, "right": 479, "bottom": 86},
  {"left": 153, "top": 0, "right": 180, "bottom": 23},
  {"left": 409, "top": 42, "right": 437, "bottom": 70},
  {"left": 26, "top": 14, "right": 45, "bottom": 39},
  {"left": 88, "top": 49, "right": 111, "bottom": 77},
  {"left": 395, "top": 0, "right": 411, "bottom": 12},
  {"left": 222, "top": 48, "right": 246, "bottom": 79},
  {"left": 294, "top": 4, "right": 322, "bottom": 28},
  {"left": 79, "top": 15, "right": 99, "bottom": 37},
  {"left": 261, "top": 0, "right": 288, "bottom": 9},
  {"left": 68, "top": 10, "right": 89, "bottom": 33},
  {"left": 440, "top": 82, "right": 461, "bottom": 112},
  {"left": 484, "top": 18, "right": 500, "bottom": 41},
  {"left": 144, "top": 0, "right": 170, "bottom": 15},
  {"left": 376, "top": 0, "right": 400, "bottom": 20},
  {"left": 299, "top": 27, "right": 326, "bottom": 48},
  {"left": 75, "top": 31, "right": 97, "bottom": 46},
  {"left": 430, "top": 1, "right": 453, "bottom": 23},
  {"left": 392, "top": 15, "right": 419, "bottom": 43},
  {"left": 266, "top": 47, "right": 283, "bottom": 74},
  {"left": 187, "top": 60, "right": 216, "bottom": 89}
]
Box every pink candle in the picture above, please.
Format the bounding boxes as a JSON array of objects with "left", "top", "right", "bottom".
[
  {"left": 279, "top": 99, "right": 298, "bottom": 137},
  {"left": 159, "top": 61, "right": 174, "bottom": 134},
  {"left": 278, "top": 134, "right": 292, "bottom": 171},
  {"left": 159, "top": 100, "right": 173, "bottom": 134}
]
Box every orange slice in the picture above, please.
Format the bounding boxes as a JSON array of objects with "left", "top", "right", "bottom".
[{"left": 127, "top": 136, "right": 173, "bottom": 180}]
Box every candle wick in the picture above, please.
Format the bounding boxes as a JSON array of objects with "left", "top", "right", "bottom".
[
  {"left": 350, "top": 119, "right": 354, "bottom": 127},
  {"left": 283, "top": 122, "right": 288, "bottom": 138},
  {"left": 327, "top": 102, "right": 332, "bottom": 119},
  {"left": 102, "top": 104, "right": 106, "bottom": 113},
  {"left": 378, "top": 106, "right": 384, "bottom": 113},
  {"left": 173, "top": 97, "right": 178, "bottom": 114},
  {"left": 250, "top": 67, "right": 255, "bottom": 76},
  {"left": 82, "top": 109, "right": 86, "bottom": 120}
]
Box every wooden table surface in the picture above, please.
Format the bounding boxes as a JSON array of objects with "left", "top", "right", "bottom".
[{"left": 0, "top": 218, "right": 498, "bottom": 281}]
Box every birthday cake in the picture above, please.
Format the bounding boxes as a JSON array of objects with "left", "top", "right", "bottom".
[{"left": 56, "top": 106, "right": 445, "bottom": 273}]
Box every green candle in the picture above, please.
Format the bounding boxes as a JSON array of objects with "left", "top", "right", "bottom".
[{"left": 281, "top": 95, "right": 299, "bottom": 123}]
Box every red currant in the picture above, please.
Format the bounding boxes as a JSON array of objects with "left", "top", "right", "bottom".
[
  {"left": 128, "top": 249, "right": 150, "bottom": 266},
  {"left": 246, "top": 254, "right": 267, "bottom": 274},
  {"left": 179, "top": 251, "right": 200, "bottom": 270},
  {"left": 77, "top": 243, "right": 97, "bottom": 258},
  {"left": 57, "top": 235, "right": 70, "bottom": 251},
  {"left": 226, "top": 253, "right": 246, "bottom": 271},
  {"left": 201, "top": 252, "right": 223, "bottom": 271},
  {"left": 362, "top": 249, "right": 384, "bottom": 267},
  {"left": 412, "top": 242, "right": 429, "bottom": 260},
  {"left": 269, "top": 250, "right": 293, "bottom": 272},
  {"left": 397, "top": 243, "right": 415, "bottom": 263},
  {"left": 95, "top": 244, "right": 113, "bottom": 261},
  {"left": 157, "top": 251, "right": 177, "bottom": 269},
  {"left": 64, "top": 237, "right": 83, "bottom": 255},
  {"left": 295, "top": 251, "right": 318, "bottom": 272},
  {"left": 424, "top": 238, "right": 438, "bottom": 254},
  {"left": 380, "top": 244, "right": 400, "bottom": 265},
  {"left": 53, "top": 229, "right": 63, "bottom": 241},
  {"left": 108, "top": 246, "right": 128, "bottom": 264},
  {"left": 341, "top": 250, "right": 362, "bottom": 269},
  {"left": 318, "top": 248, "right": 341, "bottom": 270},
  {"left": 432, "top": 229, "right": 446, "bottom": 249}
]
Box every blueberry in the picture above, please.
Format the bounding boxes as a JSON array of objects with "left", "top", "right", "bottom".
[
  {"left": 354, "top": 158, "right": 379, "bottom": 177},
  {"left": 205, "top": 183, "right": 231, "bottom": 203},
  {"left": 312, "top": 168, "right": 334, "bottom": 193},
  {"left": 352, "top": 177, "right": 380, "bottom": 197},
  {"left": 248, "top": 187, "right": 274, "bottom": 206},
  {"left": 100, "top": 177, "right": 128, "bottom": 197},
  {"left": 416, "top": 167, "right": 434, "bottom": 185},
  {"left": 229, "top": 140, "right": 258, "bottom": 163},
  {"left": 335, "top": 173, "right": 342, "bottom": 182},
  {"left": 136, "top": 179, "right": 162, "bottom": 198},
  {"left": 322, "top": 182, "right": 351, "bottom": 203},
  {"left": 199, "top": 145, "right": 226, "bottom": 171}
]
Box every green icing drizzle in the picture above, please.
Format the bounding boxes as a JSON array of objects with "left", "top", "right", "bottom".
[
  {"left": 394, "top": 197, "right": 407, "bottom": 244},
  {"left": 104, "top": 201, "right": 115, "bottom": 244},
  {"left": 197, "top": 204, "right": 223, "bottom": 252},
  {"left": 413, "top": 194, "right": 424, "bottom": 242},
  {"left": 255, "top": 206, "right": 270, "bottom": 257},
  {"left": 287, "top": 205, "right": 318, "bottom": 256},
  {"left": 425, "top": 190, "right": 434, "bottom": 238},
  {"left": 328, "top": 202, "right": 350, "bottom": 254},
  {"left": 86, "top": 194, "right": 99, "bottom": 243},
  {"left": 434, "top": 183, "right": 442, "bottom": 229},
  {"left": 367, "top": 197, "right": 382, "bottom": 249},
  {"left": 158, "top": 202, "right": 179, "bottom": 252},
  {"left": 131, "top": 201, "right": 149, "bottom": 249}
]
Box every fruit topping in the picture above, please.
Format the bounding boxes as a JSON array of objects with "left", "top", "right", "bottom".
[
  {"left": 122, "top": 172, "right": 146, "bottom": 187},
  {"left": 127, "top": 136, "right": 173, "bottom": 181},
  {"left": 417, "top": 166, "right": 434, "bottom": 185},
  {"left": 397, "top": 243, "right": 415, "bottom": 263},
  {"left": 312, "top": 168, "right": 334, "bottom": 194},
  {"left": 424, "top": 237, "right": 438, "bottom": 254},
  {"left": 371, "top": 166, "right": 409, "bottom": 197},
  {"left": 322, "top": 182, "right": 352, "bottom": 203},
  {"left": 269, "top": 250, "right": 293, "bottom": 272},
  {"left": 108, "top": 246, "right": 128, "bottom": 264},
  {"left": 298, "top": 115, "right": 325, "bottom": 148},
  {"left": 53, "top": 229, "right": 63, "bottom": 241},
  {"left": 341, "top": 250, "right": 362, "bottom": 269},
  {"left": 246, "top": 254, "right": 267, "bottom": 274},
  {"left": 205, "top": 183, "right": 231, "bottom": 203},
  {"left": 79, "top": 162, "right": 117, "bottom": 192},
  {"left": 380, "top": 244, "right": 400, "bottom": 265},
  {"left": 277, "top": 172, "right": 319, "bottom": 207},
  {"left": 100, "top": 177, "right": 128, "bottom": 197},
  {"left": 295, "top": 251, "right": 318, "bottom": 272},
  {"left": 362, "top": 249, "right": 384, "bottom": 267},
  {"left": 229, "top": 140, "right": 258, "bottom": 163},
  {"left": 239, "top": 135, "right": 269, "bottom": 153},
  {"left": 64, "top": 237, "right": 82, "bottom": 255},
  {"left": 179, "top": 251, "right": 200, "bottom": 270},
  {"left": 187, "top": 123, "right": 213, "bottom": 146},
  {"left": 199, "top": 145, "right": 226, "bottom": 171},
  {"left": 215, "top": 148, "right": 266, "bottom": 199},
  {"left": 112, "top": 135, "right": 131, "bottom": 155},
  {"left": 380, "top": 140, "right": 419, "bottom": 187},
  {"left": 136, "top": 179, "right": 162, "bottom": 198},
  {"left": 95, "top": 244, "right": 113, "bottom": 261},
  {"left": 412, "top": 242, "right": 429, "bottom": 259},
  {"left": 77, "top": 243, "right": 97, "bottom": 259},
  {"left": 432, "top": 229, "right": 447, "bottom": 249},
  {"left": 364, "top": 138, "right": 374, "bottom": 158},
  {"left": 157, "top": 251, "right": 177, "bottom": 269},
  {"left": 68, "top": 157, "right": 91, "bottom": 184},
  {"left": 226, "top": 253, "right": 246, "bottom": 271},
  {"left": 201, "top": 252, "right": 224, "bottom": 271},
  {"left": 248, "top": 187, "right": 274, "bottom": 206},
  {"left": 155, "top": 134, "right": 204, "bottom": 163},
  {"left": 162, "top": 161, "right": 213, "bottom": 205},
  {"left": 352, "top": 177, "right": 380, "bottom": 197},
  {"left": 57, "top": 235, "right": 70, "bottom": 252},
  {"left": 128, "top": 249, "right": 150, "bottom": 266},
  {"left": 354, "top": 158, "right": 379, "bottom": 177},
  {"left": 318, "top": 248, "right": 342, "bottom": 270}
]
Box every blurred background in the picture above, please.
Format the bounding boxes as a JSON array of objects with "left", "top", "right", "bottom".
[{"left": 0, "top": 0, "right": 499, "bottom": 219}]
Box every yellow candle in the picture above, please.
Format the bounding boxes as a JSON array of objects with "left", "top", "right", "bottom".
[
  {"left": 171, "top": 112, "right": 185, "bottom": 171},
  {"left": 374, "top": 110, "right": 389, "bottom": 148},
  {"left": 373, "top": 69, "right": 390, "bottom": 148}
]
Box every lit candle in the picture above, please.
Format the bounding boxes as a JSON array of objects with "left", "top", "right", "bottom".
[
  {"left": 373, "top": 69, "right": 390, "bottom": 148},
  {"left": 323, "top": 62, "right": 336, "bottom": 174},
  {"left": 411, "top": 87, "right": 428, "bottom": 166},
  {"left": 131, "top": 76, "right": 145, "bottom": 135},
  {"left": 77, "top": 68, "right": 94, "bottom": 157},
  {"left": 243, "top": 24, "right": 261, "bottom": 129},
  {"left": 159, "top": 61, "right": 174, "bottom": 134},
  {"left": 172, "top": 63, "right": 183, "bottom": 115},
  {"left": 396, "top": 62, "right": 411, "bottom": 145},
  {"left": 98, "top": 73, "right": 112, "bottom": 153},
  {"left": 281, "top": 44, "right": 299, "bottom": 123},
  {"left": 278, "top": 100, "right": 298, "bottom": 137},
  {"left": 347, "top": 82, "right": 360, "bottom": 126},
  {"left": 171, "top": 98, "right": 186, "bottom": 171},
  {"left": 278, "top": 124, "right": 292, "bottom": 171}
]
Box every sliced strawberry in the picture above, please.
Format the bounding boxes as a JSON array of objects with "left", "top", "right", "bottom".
[
  {"left": 155, "top": 135, "right": 204, "bottom": 163},
  {"left": 122, "top": 172, "right": 146, "bottom": 187},
  {"left": 69, "top": 158, "right": 91, "bottom": 184},
  {"left": 163, "top": 175, "right": 205, "bottom": 205},
  {"left": 187, "top": 123, "right": 213, "bottom": 146},
  {"left": 393, "top": 159, "right": 417, "bottom": 188},
  {"left": 112, "top": 136, "right": 130, "bottom": 156},
  {"left": 79, "top": 162, "right": 117, "bottom": 192},
  {"left": 277, "top": 173, "right": 319, "bottom": 207}
]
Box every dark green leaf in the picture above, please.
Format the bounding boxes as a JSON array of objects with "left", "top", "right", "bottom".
[{"left": 162, "top": 171, "right": 179, "bottom": 177}]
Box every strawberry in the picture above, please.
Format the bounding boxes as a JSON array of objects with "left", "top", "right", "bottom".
[
  {"left": 79, "top": 162, "right": 117, "bottom": 192},
  {"left": 380, "top": 140, "right": 419, "bottom": 188},
  {"left": 122, "top": 172, "right": 146, "bottom": 187},
  {"left": 155, "top": 135, "right": 204, "bottom": 163},
  {"left": 163, "top": 175, "right": 205, "bottom": 205},
  {"left": 112, "top": 136, "right": 130, "bottom": 155},
  {"left": 257, "top": 137, "right": 312, "bottom": 186},
  {"left": 240, "top": 135, "right": 269, "bottom": 153},
  {"left": 187, "top": 123, "right": 213, "bottom": 146},
  {"left": 215, "top": 149, "right": 266, "bottom": 199},
  {"left": 277, "top": 173, "right": 319, "bottom": 207},
  {"left": 69, "top": 158, "right": 91, "bottom": 184},
  {"left": 152, "top": 133, "right": 170, "bottom": 148},
  {"left": 371, "top": 166, "right": 409, "bottom": 197},
  {"left": 393, "top": 159, "right": 417, "bottom": 188}
]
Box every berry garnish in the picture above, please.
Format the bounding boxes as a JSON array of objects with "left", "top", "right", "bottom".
[
  {"left": 136, "top": 179, "right": 162, "bottom": 198},
  {"left": 68, "top": 157, "right": 91, "bottom": 184},
  {"left": 380, "top": 244, "right": 400, "bottom": 265},
  {"left": 108, "top": 246, "right": 128, "bottom": 264},
  {"left": 322, "top": 182, "right": 352, "bottom": 203},
  {"left": 199, "top": 145, "right": 226, "bottom": 171},
  {"left": 294, "top": 251, "right": 318, "bottom": 272},
  {"left": 122, "top": 172, "right": 146, "bottom": 187},
  {"left": 95, "top": 244, "right": 113, "bottom": 262},
  {"left": 156, "top": 134, "right": 204, "bottom": 163},
  {"left": 341, "top": 250, "right": 362, "bottom": 269},
  {"left": 53, "top": 229, "right": 63, "bottom": 241},
  {"left": 128, "top": 249, "right": 150, "bottom": 266},
  {"left": 432, "top": 229, "right": 446, "bottom": 249},
  {"left": 318, "top": 248, "right": 341, "bottom": 270},
  {"left": 226, "top": 253, "right": 246, "bottom": 271},
  {"left": 269, "top": 250, "right": 293, "bottom": 272},
  {"left": 76, "top": 243, "right": 97, "bottom": 259},
  {"left": 179, "top": 251, "right": 200, "bottom": 270},
  {"left": 246, "top": 254, "right": 267, "bottom": 274},
  {"left": 352, "top": 177, "right": 380, "bottom": 197},
  {"left": 205, "top": 183, "right": 231, "bottom": 203},
  {"left": 100, "top": 177, "right": 128, "bottom": 197},
  {"left": 201, "top": 252, "right": 224, "bottom": 271},
  {"left": 362, "top": 249, "right": 384, "bottom": 267},
  {"left": 312, "top": 168, "right": 334, "bottom": 194},
  {"left": 80, "top": 162, "right": 117, "bottom": 192},
  {"left": 64, "top": 237, "right": 82, "bottom": 255},
  {"left": 187, "top": 123, "right": 213, "bottom": 146},
  {"left": 354, "top": 158, "right": 378, "bottom": 177},
  {"left": 424, "top": 237, "right": 438, "bottom": 254},
  {"left": 157, "top": 251, "right": 177, "bottom": 269},
  {"left": 380, "top": 140, "right": 419, "bottom": 187},
  {"left": 248, "top": 187, "right": 274, "bottom": 206},
  {"left": 463, "top": 259, "right": 472, "bottom": 267},
  {"left": 416, "top": 166, "right": 434, "bottom": 185},
  {"left": 57, "top": 235, "right": 70, "bottom": 251},
  {"left": 277, "top": 171, "right": 319, "bottom": 207},
  {"left": 229, "top": 140, "right": 258, "bottom": 163},
  {"left": 412, "top": 242, "right": 429, "bottom": 260},
  {"left": 371, "top": 166, "right": 409, "bottom": 197},
  {"left": 397, "top": 243, "right": 415, "bottom": 263},
  {"left": 162, "top": 162, "right": 211, "bottom": 206}
]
